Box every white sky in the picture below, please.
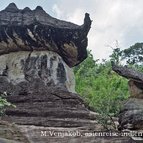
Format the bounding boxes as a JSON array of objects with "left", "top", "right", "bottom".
[{"left": 0, "top": 0, "right": 143, "bottom": 61}]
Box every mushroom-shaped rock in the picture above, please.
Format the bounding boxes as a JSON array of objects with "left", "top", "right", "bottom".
[
  {"left": 112, "top": 63, "right": 143, "bottom": 82},
  {"left": 112, "top": 63, "right": 143, "bottom": 131},
  {"left": 0, "top": 3, "right": 92, "bottom": 67}
]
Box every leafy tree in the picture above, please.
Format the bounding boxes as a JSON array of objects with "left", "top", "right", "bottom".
[
  {"left": 74, "top": 50, "right": 129, "bottom": 130},
  {"left": 110, "top": 48, "right": 122, "bottom": 65},
  {"left": 122, "top": 43, "right": 143, "bottom": 65},
  {"left": 107, "top": 40, "right": 123, "bottom": 65}
]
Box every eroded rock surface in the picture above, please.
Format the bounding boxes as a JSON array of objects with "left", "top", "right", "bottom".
[
  {"left": 0, "top": 51, "right": 75, "bottom": 92},
  {"left": 0, "top": 121, "right": 135, "bottom": 143},
  {"left": 112, "top": 64, "right": 143, "bottom": 132},
  {"left": 0, "top": 120, "right": 29, "bottom": 143},
  {"left": 1, "top": 77, "right": 96, "bottom": 127},
  {"left": 119, "top": 98, "right": 143, "bottom": 130},
  {"left": 0, "top": 3, "right": 92, "bottom": 67},
  {"left": 18, "top": 125, "right": 135, "bottom": 143}
]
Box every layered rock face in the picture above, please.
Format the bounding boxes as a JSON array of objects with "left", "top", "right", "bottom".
[
  {"left": 1, "top": 78, "right": 97, "bottom": 127},
  {"left": 112, "top": 64, "right": 143, "bottom": 131},
  {"left": 0, "top": 121, "right": 29, "bottom": 143}
]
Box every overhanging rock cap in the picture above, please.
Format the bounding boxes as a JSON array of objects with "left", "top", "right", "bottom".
[{"left": 0, "top": 3, "right": 92, "bottom": 67}]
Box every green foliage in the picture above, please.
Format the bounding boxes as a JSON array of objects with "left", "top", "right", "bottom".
[
  {"left": 107, "top": 40, "right": 123, "bottom": 65},
  {"left": 74, "top": 50, "right": 129, "bottom": 130},
  {"left": 74, "top": 42, "right": 143, "bottom": 129},
  {"left": 110, "top": 48, "right": 122, "bottom": 65},
  {"left": 0, "top": 92, "right": 15, "bottom": 116},
  {"left": 122, "top": 43, "right": 143, "bottom": 65}
]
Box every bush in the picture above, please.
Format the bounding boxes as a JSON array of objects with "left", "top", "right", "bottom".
[
  {"left": 0, "top": 92, "right": 15, "bottom": 116},
  {"left": 74, "top": 51, "right": 129, "bottom": 130}
]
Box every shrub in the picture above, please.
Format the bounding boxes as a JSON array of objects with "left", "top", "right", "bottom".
[{"left": 0, "top": 92, "right": 15, "bottom": 116}]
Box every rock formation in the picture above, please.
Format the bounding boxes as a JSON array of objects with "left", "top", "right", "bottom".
[
  {"left": 1, "top": 79, "right": 97, "bottom": 127},
  {"left": 112, "top": 63, "right": 143, "bottom": 131},
  {"left": 0, "top": 3, "right": 135, "bottom": 143},
  {"left": 0, "top": 51, "right": 75, "bottom": 92},
  {"left": 0, "top": 3, "right": 92, "bottom": 67}
]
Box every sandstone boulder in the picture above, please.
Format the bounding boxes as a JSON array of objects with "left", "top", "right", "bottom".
[
  {"left": 0, "top": 51, "right": 75, "bottom": 93},
  {"left": 119, "top": 98, "right": 143, "bottom": 130},
  {"left": 112, "top": 63, "right": 143, "bottom": 132},
  {"left": 0, "top": 3, "right": 92, "bottom": 67}
]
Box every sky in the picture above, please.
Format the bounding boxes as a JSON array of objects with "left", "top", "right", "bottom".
[{"left": 0, "top": 0, "right": 143, "bottom": 61}]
